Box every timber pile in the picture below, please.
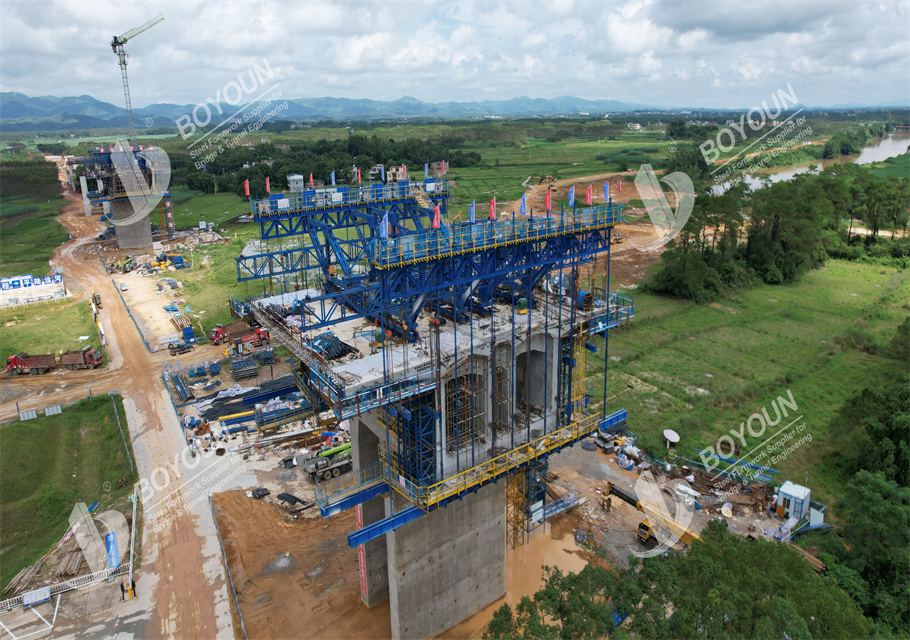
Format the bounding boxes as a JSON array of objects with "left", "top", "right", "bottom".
[
  {"left": 170, "top": 315, "right": 191, "bottom": 330},
  {"left": 788, "top": 542, "right": 826, "bottom": 573},
  {"left": 54, "top": 550, "right": 84, "bottom": 578},
  {"left": 3, "top": 560, "right": 43, "bottom": 596}
]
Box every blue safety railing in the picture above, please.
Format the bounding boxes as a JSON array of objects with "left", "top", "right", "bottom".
[
  {"left": 250, "top": 179, "right": 449, "bottom": 217},
  {"left": 370, "top": 203, "right": 623, "bottom": 268}
]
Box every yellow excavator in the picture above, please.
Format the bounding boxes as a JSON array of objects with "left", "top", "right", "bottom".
[
  {"left": 611, "top": 232, "right": 624, "bottom": 245},
  {"left": 604, "top": 482, "right": 700, "bottom": 548}
]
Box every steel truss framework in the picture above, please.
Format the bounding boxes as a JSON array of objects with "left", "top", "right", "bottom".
[{"left": 237, "top": 178, "right": 633, "bottom": 544}]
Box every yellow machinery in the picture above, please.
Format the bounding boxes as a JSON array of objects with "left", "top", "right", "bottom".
[{"left": 604, "top": 482, "right": 700, "bottom": 548}]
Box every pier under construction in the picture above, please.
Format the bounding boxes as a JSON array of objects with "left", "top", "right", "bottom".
[{"left": 231, "top": 174, "right": 633, "bottom": 639}]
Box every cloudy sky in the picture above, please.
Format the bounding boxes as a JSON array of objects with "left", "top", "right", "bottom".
[{"left": 1, "top": 0, "right": 908, "bottom": 109}]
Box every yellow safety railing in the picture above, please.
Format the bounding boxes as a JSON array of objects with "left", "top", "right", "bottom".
[
  {"left": 375, "top": 406, "right": 397, "bottom": 437},
  {"left": 380, "top": 413, "right": 602, "bottom": 511}
]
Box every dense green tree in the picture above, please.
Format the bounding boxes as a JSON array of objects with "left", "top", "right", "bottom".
[
  {"left": 836, "top": 471, "right": 910, "bottom": 634},
  {"left": 485, "top": 523, "right": 870, "bottom": 639},
  {"left": 665, "top": 119, "right": 687, "bottom": 140}
]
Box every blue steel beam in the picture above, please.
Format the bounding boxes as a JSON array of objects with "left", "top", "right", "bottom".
[
  {"left": 347, "top": 505, "right": 427, "bottom": 548},
  {"left": 320, "top": 481, "right": 390, "bottom": 518}
]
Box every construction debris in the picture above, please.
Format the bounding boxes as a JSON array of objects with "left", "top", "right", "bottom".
[{"left": 3, "top": 560, "right": 43, "bottom": 596}]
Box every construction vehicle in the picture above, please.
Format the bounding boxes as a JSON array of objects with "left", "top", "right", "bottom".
[
  {"left": 6, "top": 352, "right": 57, "bottom": 375},
  {"left": 604, "top": 482, "right": 701, "bottom": 548},
  {"left": 168, "top": 342, "right": 194, "bottom": 356},
  {"left": 304, "top": 442, "right": 353, "bottom": 482},
  {"left": 545, "top": 175, "right": 556, "bottom": 184},
  {"left": 530, "top": 175, "right": 542, "bottom": 185},
  {"left": 60, "top": 346, "right": 104, "bottom": 370},
  {"left": 92, "top": 292, "right": 102, "bottom": 309},
  {"left": 209, "top": 321, "right": 269, "bottom": 346}
]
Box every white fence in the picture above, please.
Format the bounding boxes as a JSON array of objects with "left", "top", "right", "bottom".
[
  {"left": 0, "top": 564, "right": 130, "bottom": 613},
  {"left": 0, "top": 284, "right": 70, "bottom": 310}
]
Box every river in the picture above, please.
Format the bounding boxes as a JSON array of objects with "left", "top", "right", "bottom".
[{"left": 711, "top": 131, "right": 910, "bottom": 194}]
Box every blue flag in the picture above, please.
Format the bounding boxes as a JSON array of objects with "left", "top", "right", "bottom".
[
  {"left": 602, "top": 182, "right": 609, "bottom": 202},
  {"left": 469, "top": 200, "right": 475, "bottom": 223},
  {"left": 379, "top": 211, "right": 389, "bottom": 239},
  {"left": 520, "top": 193, "right": 527, "bottom": 216},
  {"left": 330, "top": 171, "right": 336, "bottom": 187},
  {"left": 568, "top": 186, "right": 575, "bottom": 207},
  {"left": 424, "top": 163, "right": 429, "bottom": 178},
  {"left": 381, "top": 165, "right": 385, "bottom": 181}
]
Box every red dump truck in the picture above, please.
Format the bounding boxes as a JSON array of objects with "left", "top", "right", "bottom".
[
  {"left": 60, "top": 346, "right": 104, "bottom": 370},
  {"left": 7, "top": 352, "right": 57, "bottom": 375},
  {"left": 209, "top": 321, "right": 269, "bottom": 347}
]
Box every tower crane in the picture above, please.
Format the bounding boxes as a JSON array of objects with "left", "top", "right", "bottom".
[{"left": 110, "top": 13, "right": 164, "bottom": 147}]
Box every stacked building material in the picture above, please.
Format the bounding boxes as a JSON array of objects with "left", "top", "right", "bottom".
[
  {"left": 253, "top": 349, "right": 274, "bottom": 365},
  {"left": 173, "top": 373, "right": 195, "bottom": 402},
  {"left": 231, "top": 357, "right": 259, "bottom": 381},
  {"left": 54, "top": 550, "right": 84, "bottom": 578},
  {"left": 3, "top": 560, "right": 43, "bottom": 596}
]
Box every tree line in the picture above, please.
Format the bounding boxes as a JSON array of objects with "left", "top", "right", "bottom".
[
  {"left": 642, "top": 152, "right": 909, "bottom": 303},
  {"left": 167, "top": 134, "right": 485, "bottom": 200},
  {"left": 0, "top": 158, "right": 60, "bottom": 199}
]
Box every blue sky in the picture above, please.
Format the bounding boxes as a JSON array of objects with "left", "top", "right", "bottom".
[{"left": 1, "top": 0, "right": 908, "bottom": 109}]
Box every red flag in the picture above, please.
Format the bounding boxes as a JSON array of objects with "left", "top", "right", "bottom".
[
  {"left": 545, "top": 189, "right": 551, "bottom": 210},
  {"left": 403, "top": 165, "right": 407, "bottom": 180},
  {"left": 265, "top": 177, "right": 270, "bottom": 194},
  {"left": 309, "top": 172, "right": 314, "bottom": 188},
  {"left": 489, "top": 197, "right": 496, "bottom": 220},
  {"left": 585, "top": 184, "right": 592, "bottom": 205},
  {"left": 432, "top": 204, "right": 440, "bottom": 229},
  {"left": 618, "top": 179, "right": 622, "bottom": 192},
  {"left": 244, "top": 179, "right": 250, "bottom": 196},
  {"left": 357, "top": 167, "right": 362, "bottom": 184}
]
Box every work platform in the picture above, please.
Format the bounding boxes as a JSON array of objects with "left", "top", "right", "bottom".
[{"left": 314, "top": 409, "right": 629, "bottom": 545}]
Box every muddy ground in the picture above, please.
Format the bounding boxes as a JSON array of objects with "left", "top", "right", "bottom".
[{"left": 212, "top": 491, "right": 392, "bottom": 640}]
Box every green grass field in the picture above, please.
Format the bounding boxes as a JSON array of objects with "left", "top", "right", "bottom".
[
  {"left": 170, "top": 190, "right": 251, "bottom": 228},
  {"left": 585, "top": 261, "right": 910, "bottom": 504},
  {"left": 0, "top": 395, "right": 136, "bottom": 589},
  {"left": 867, "top": 151, "right": 910, "bottom": 178},
  {"left": 0, "top": 298, "right": 100, "bottom": 359},
  {"left": 0, "top": 196, "right": 69, "bottom": 278},
  {"left": 176, "top": 224, "right": 265, "bottom": 332},
  {"left": 451, "top": 136, "right": 667, "bottom": 204}
]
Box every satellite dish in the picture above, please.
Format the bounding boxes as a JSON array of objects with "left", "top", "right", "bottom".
[{"left": 663, "top": 428, "right": 680, "bottom": 448}]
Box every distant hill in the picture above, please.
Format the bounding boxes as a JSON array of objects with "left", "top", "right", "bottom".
[{"left": 0, "top": 91, "right": 648, "bottom": 131}]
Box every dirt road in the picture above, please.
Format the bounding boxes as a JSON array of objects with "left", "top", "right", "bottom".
[{"left": 1, "top": 193, "right": 234, "bottom": 638}]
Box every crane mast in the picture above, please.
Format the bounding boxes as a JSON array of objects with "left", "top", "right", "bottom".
[{"left": 110, "top": 13, "right": 164, "bottom": 147}]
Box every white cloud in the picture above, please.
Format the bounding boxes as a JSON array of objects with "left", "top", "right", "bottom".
[{"left": 0, "top": 0, "right": 907, "bottom": 109}]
